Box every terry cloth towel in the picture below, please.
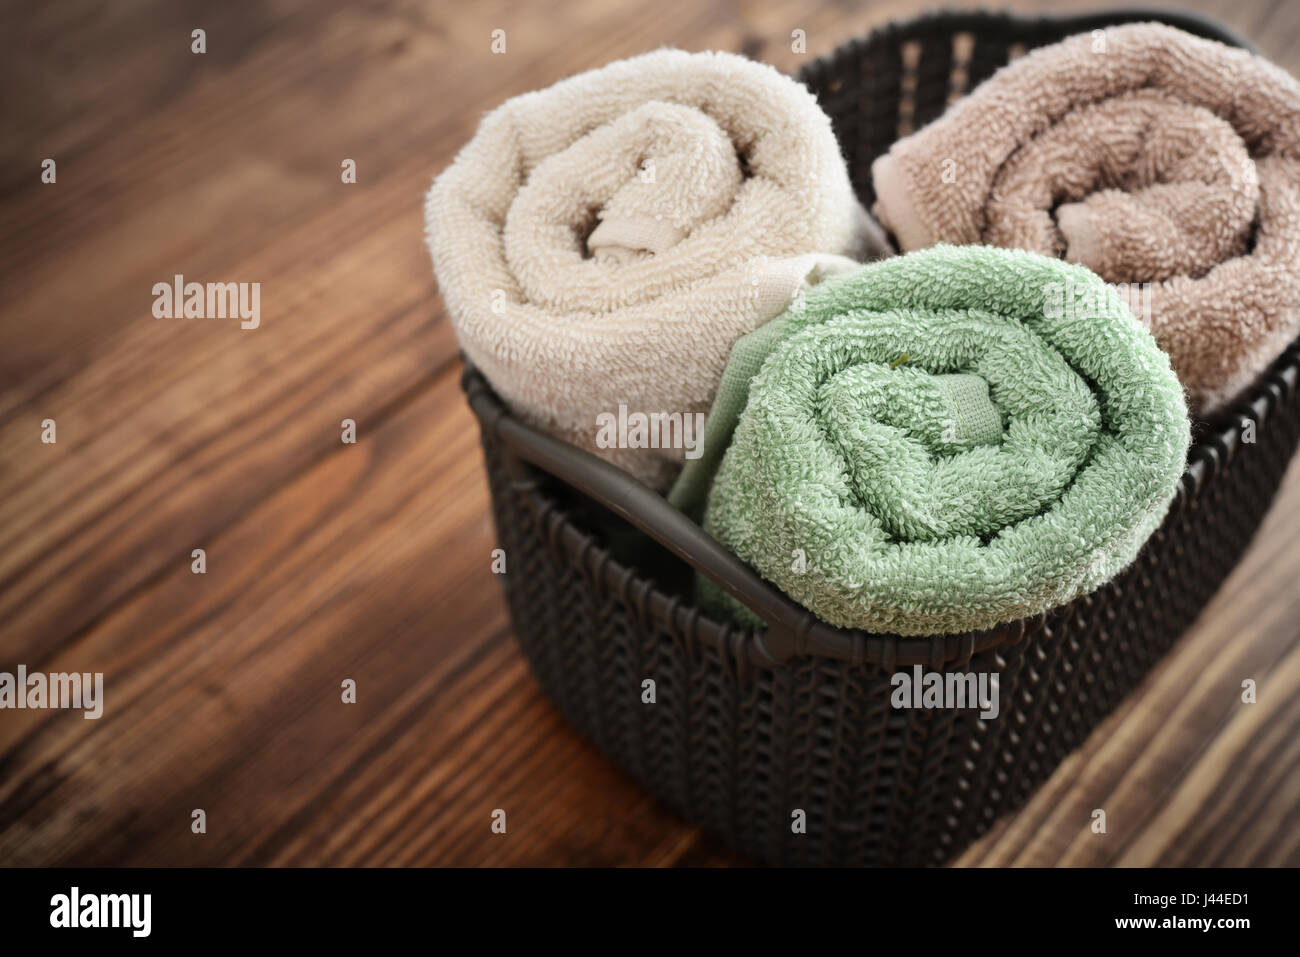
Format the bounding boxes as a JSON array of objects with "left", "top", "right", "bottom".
[
  {"left": 427, "top": 49, "right": 889, "bottom": 490},
  {"left": 870, "top": 22, "right": 1300, "bottom": 414},
  {"left": 671, "top": 245, "right": 1190, "bottom": 637}
]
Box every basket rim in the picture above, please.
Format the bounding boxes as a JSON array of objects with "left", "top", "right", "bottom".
[
  {"left": 797, "top": 5, "right": 1259, "bottom": 90},
  {"left": 460, "top": 6, "right": 1299, "bottom": 667}
]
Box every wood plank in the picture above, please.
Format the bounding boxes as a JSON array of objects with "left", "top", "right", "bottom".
[
  {"left": 1115, "top": 641, "right": 1300, "bottom": 867},
  {"left": 0, "top": 367, "right": 707, "bottom": 866},
  {"left": 0, "top": 219, "right": 456, "bottom": 664}
]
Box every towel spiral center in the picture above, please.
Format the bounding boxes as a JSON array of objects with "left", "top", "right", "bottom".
[
  {"left": 505, "top": 101, "right": 753, "bottom": 307},
  {"left": 986, "top": 91, "right": 1259, "bottom": 284},
  {"left": 782, "top": 307, "right": 1101, "bottom": 544}
]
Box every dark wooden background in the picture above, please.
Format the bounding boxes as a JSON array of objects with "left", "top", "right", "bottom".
[{"left": 2, "top": 0, "right": 1298, "bottom": 866}]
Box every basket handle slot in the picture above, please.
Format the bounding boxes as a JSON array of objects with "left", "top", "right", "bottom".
[{"left": 464, "top": 367, "right": 822, "bottom": 662}]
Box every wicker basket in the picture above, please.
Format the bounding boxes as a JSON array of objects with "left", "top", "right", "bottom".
[{"left": 460, "top": 8, "right": 1300, "bottom": 866}]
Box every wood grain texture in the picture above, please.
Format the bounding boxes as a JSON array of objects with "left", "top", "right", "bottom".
[{"left": 1, "top": 0, "right": 1297, "bottom": 866}]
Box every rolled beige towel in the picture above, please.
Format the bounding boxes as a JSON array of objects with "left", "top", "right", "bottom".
[
  {"left": 427, "top": 49, "right": 887, "bottom": 489},
  {"left": 871, "top": 22, "right": 1300, "bottom": 413}
]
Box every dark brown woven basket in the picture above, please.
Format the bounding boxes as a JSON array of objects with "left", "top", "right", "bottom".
[{"left": 460, "top": 8, "right": 1300, "bottom": 866}]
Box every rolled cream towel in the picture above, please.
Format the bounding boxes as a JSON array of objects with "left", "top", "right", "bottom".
[
  {"left": 427, "top": 49, "right": 888, "bottom": 489},
  {"left": 870, "top": 23, "right": 1300, "bottom": 413},
  {"left": 679, "top": 246, "right": 1190, "bottom": 636}
]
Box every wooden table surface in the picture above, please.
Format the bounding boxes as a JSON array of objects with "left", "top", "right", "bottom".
[{"left": 3, "top": 0, "right": 1299, "bottom": 867}]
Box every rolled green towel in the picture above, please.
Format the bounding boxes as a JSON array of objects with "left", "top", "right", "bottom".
[{"left": 669, "top": 245, "right": 1191, "bottom": 636}]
